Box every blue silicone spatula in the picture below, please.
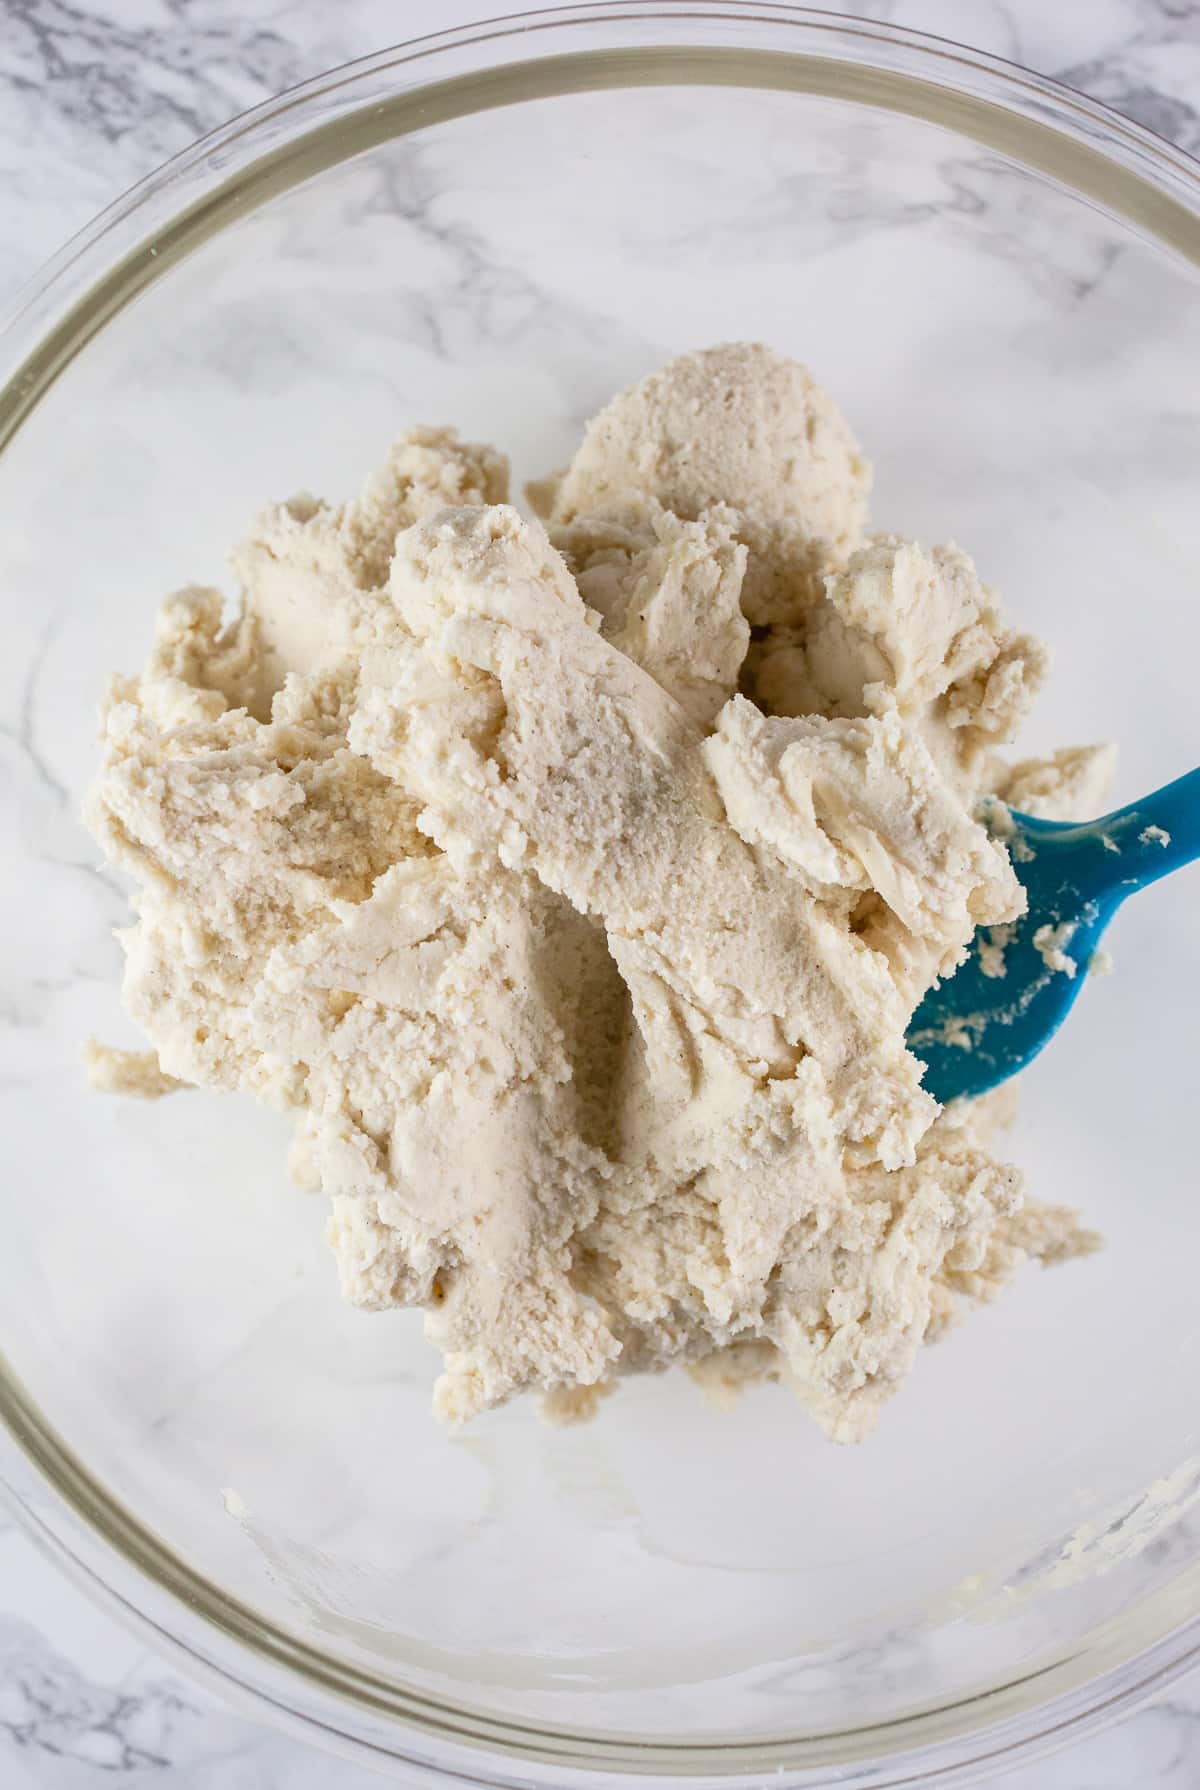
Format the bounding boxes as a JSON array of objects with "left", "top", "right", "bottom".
[{"left": 908, "top": 768, "right": 1200, "bottom": 1104}]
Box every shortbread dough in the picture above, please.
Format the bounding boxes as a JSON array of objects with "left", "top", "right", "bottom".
[{"left": 86, "top": 344, "right": 1101, "bottom": 1438}]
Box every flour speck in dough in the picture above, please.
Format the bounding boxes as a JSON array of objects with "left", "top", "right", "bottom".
[{"left": 86, "top": 344, "right": 1102, "bottom": 1439}]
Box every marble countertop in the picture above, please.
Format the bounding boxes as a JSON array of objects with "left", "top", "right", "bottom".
[{"left": 3, "top": 1, "right": 1200, "bottom": 1785}]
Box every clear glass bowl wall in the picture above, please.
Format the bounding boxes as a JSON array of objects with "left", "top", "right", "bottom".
[{"left": 2, "top": 7, "right": 1200, "bottom": 1787}]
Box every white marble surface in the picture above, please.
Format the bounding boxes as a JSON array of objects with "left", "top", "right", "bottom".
[{"left": 3, "top": 1, "right": 1200, "bottom": 1786}]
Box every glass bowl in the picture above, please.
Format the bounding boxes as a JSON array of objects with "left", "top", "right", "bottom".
[{"left": 3, "top": 5, "right": 1200, "bottom": 1784}]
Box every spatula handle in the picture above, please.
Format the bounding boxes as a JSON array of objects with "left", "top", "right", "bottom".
[{"left": 1098, "top": 766, "right": 1200, "bottom": 893}]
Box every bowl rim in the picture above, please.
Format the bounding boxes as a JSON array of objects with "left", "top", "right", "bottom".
[{"left": 3, "top": 4, "right": 1200, "bottom": 1785}]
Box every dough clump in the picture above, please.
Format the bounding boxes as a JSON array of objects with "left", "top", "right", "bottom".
[
  {"left": 541, "top": 342, "right": 869, "bottom": 625},
  {"left": 86, "top": 346, "right": 1101, "bottom": 1439}
]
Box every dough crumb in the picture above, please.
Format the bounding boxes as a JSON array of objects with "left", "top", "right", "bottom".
[
  {"left": 83, "top": 1040, "right": 185, "bottom": 1099},
  {"left": 977, "top": 923, "right": 1015, "bottom": 981},
  {"left": 1033, "top": 921, "right": 1079, "bottom": 979}
]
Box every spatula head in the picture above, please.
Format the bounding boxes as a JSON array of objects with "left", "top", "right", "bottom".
[{"left": 908, "top": 806, "right": 1124, "bottom": 1104}]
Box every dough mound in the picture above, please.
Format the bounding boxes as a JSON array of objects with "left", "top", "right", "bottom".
[
  {"left": 545, "top": 342, "right": 870, "bottom": 625},
  {"left": 85, "top": 352, "right": 1101, "bottom": 1441},
  {"left": 745, "top": 535, "right": 1049, "bottom": 792}
]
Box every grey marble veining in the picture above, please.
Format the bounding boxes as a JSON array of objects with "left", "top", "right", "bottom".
[{"left": 3, "top": 2, "right": 1200, "bottom": 1787}]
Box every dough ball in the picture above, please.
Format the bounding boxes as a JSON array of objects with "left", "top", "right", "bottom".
[{"left": 550, "top": 343, "right": 870, "bottom": 625}]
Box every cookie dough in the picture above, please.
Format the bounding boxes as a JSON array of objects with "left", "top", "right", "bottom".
[
  {"left": 86, "top": 344, "right": 1100, "bottom": 1439},
  {"left": 541, "top": 341, "right": 870, "bottom": 625}
]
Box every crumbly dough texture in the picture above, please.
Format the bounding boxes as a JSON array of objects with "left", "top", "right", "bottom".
[
  {"left": 542, "top": 342, "right": 870, "bottom": 626},
  {"left": 87, "top": 344, "right": 1101, "bottom": 1440}
]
